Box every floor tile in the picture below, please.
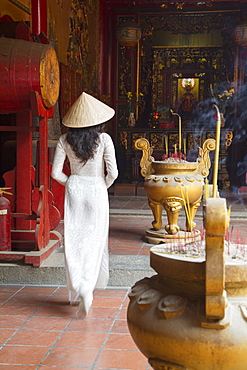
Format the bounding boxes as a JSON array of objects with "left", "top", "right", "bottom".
[
  {"left": 0, "top": 316, "right": 28, "bottom": 329},
  {"left": 39, "top": 367, "right": 87, "bottom": 370},
  {"left": 104, "top": 333, "right": 138, "bottom": 350},
  {"left": 55, "top": 331, "right": 106, "bottom": 348},
  {"left": 7, "top": 294, "right": 49, "bottom": 305},
  {"left": 111, "top": 319, "right": 130, "bottom": 334},
  {"left": 94, "top": 289, "right": 128, "bottom": 298},
  {"left": 0, "top": 329, "right": 16, "bottom": 344},
  {"left": 139, "top": 248, "right": 151, "bottom": 256},
  {"left": 19, "top": 286, "right": 57, "bottom": 294},
  {"left": 21, "top": 316, "right": 71, "bottom": 331},
  {"left": 56, "top": 286, "right": 69, "bottom": 293},
  {"left": 0, "top": 286, "right": 22, "bottom": 294},
  {"left": 85, "top": 306, "right": 120, "bottom": 319},
  {"left": 0, "top": 366, "right": 36, "bottom": 370},
  {"left": 122, "top": 299, "right": 130, "bottom": 309},
  {"left": 42, "top": 346, "right": 100, "bottom": 367},
  {"left": 0, "top": 293, "right": 16, "bottom": 303},
  {"left": 7, "top": 329, "right": 60, "bottom": 346},
  {"left": 0, "top": 304, "right": 40, "bottom": 316},
  {"left": 67, "top": 318, "right": 113, "bottom": 333},
  {"left": 92, "top": 296, "right": 126, "bottom": 308},
  {"left": 118, "top": 307, "right": 128, "bottom": 320},
  {"left": 0, "top": 345, "right": 49, "bottom": 365},
  {"left": 95, "top": 348, "right": 148, "bottom": 369},
  {"left": 34, "top": 303, "right": 78, "bottom": 317},
  {"left": 44, "top": 294, "right": 70, "bottom": 304}
]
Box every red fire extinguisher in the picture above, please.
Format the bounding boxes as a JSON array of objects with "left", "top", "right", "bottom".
[{"left": 0, "top": 188, "right": 12, "bottom": 251}]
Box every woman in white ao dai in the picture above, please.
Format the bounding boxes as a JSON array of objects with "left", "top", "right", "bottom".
[{"left": 51, "top": 92, "right": 118, "bottom": 316}]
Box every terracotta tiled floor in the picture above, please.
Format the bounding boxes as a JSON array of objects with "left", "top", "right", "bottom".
[
  {"left": 108, "top": 192, "right": 247, "bottom": 256},
  {"left": 54, "top": 193, "right": 247, "bottom": 257},
  {"left": 108, "top": 215, "right": 153, "bottom": 256},
  {"left": 1, "top": 193, "right": 247, "bottom": 369},
  {"left": 0, "top": 286, "right": 150, "bottom": 370}
]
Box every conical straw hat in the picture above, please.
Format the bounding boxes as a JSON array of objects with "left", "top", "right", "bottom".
[{"left": 62, "top": 92, "right": 115, "bottom": 128}]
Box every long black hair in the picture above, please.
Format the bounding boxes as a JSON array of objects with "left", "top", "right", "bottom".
[{"left": 66, "top": 123, "right": 105, "bottom": 165}]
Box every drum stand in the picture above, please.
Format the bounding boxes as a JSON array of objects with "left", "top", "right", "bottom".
[{"left": 0, "top": 92, "right": 62, "bottom": 266}]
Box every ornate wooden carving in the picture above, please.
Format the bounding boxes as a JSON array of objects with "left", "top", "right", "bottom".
[
  {"left": 150, "top": 133, "right": 163, "bottom": 150},
  {"left": 119, "top": 131, "right": 128, "bottom": 150}
]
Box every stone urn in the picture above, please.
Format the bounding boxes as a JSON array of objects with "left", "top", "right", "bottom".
[
  {"left": 135, "top": 137, "right": 215, "bottom": 236},
  {"left": 127, "top": 197, "right": 247, "bottom": 370}
]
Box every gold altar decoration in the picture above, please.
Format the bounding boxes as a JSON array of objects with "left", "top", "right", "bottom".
[
  {"left": 127, "top": 195, "right": 247, "bottom": 370},
  {"left": 135, "top": 137, "right": 215, "bottom": 237}
]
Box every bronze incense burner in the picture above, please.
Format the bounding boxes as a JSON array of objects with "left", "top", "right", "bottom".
[{"left": 135, "top": 137, "right": 215, "bottom": 239}]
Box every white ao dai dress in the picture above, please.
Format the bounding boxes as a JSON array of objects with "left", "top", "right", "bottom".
[{"left": 51, "top": 132, "right": 118, "bottom": 307}]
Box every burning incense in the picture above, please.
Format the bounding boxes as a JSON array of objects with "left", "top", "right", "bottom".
[
  {"left": 205, "top": 178, "right": 209, "bottom": 199},
  {"left": 183, "top": 137, "right": 186, "bottom": 154},
  {"left": 170, "top": 110, "right": 182, "bottom": 152},
  {"left": 165, "top": 135, "right": 168, "bottom": 155},
  {"left": 180, "top": 186, "right": 192, "bottom": 231},
  {"left": 212, "top": 104, "right": 221, "bottom": 198}
]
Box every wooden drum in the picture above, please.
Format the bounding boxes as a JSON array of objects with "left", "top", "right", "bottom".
[{"left": 0, "top": 37, "right": 60, "bottom": 113}]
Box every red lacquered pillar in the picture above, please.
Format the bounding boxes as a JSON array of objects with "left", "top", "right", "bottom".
[{"left": 31, "top": 0, "right": 47, "bottom": 36}]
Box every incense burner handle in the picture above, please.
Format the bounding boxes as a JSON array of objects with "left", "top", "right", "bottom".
[
  {"left": 197, "top": 138, "right": 216, "bottom": 178},
  {"left": 204, "top": 197, "right": 229, "bottom": 321},
  {"left": 135, "top": 138, "right": 154, "bottom": 177}
]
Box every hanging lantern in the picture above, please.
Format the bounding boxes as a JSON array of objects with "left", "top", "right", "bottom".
[
  {"left": 234, "top": 23, "right": 247, "bottom": 47},
  {"left": 116, "top": 20, "right": 141, "bottom": 47}
]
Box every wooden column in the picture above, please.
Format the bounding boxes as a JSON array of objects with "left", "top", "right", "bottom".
[
  {"left": 31, "top": 0, "right": 47, "bottom": 36},
  {"left": 16, "top": 111, "right": 33, "bottom": 230}
]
